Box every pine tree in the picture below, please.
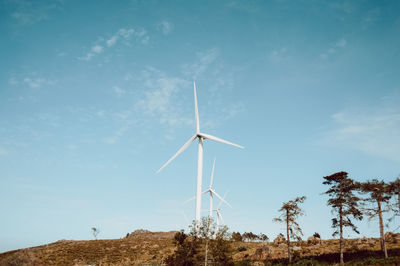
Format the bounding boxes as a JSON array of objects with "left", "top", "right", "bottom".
[
  {"left": 389, "top": 176, "right": 400, "bottom": 214},
  {"left": 273, "top": 196, "right": 306, "bottom": 264},
  {"left": 323, "top": 172, "right": 362, "bottom": 264},
  {"left": 359, "top": 179, "right": 392, "bottom": 258}
]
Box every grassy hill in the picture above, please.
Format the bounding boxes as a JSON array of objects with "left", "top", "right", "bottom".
[{"left": 1, "top": 230, "right": 400, "bottom": 265}]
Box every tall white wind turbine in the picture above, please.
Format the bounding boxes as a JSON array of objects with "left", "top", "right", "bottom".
[{"left": 157, "top": 82, "right": 243, "bottom": 226}]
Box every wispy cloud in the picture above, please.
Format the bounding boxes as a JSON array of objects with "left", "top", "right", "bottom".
[
  {"left": 157, "top": 20, "right": 174, "bottom": 35},
  {"left": 181, "top": 48, "right": 219, "bottom": 79},
  {"left": 135, "top": 67, "right": 192, "bottom": 128},
  {"left": 9, "top": 73, "right": 55, "bottom": 88},
  {"left": 8, "top": 0, "right": 63, "bottom": 25},
  {"left": 320, "top": 38, "right": 347, "bottom": 59},
  {"left": 23, "top": 77, "right": 54, "bottom": 88},
  {"left": 106, "top": 28, "right": 149, "bottom": 47},
  {"left": 79, "top": 27, "right": 149, "bottom": 61},
  {"left": 319, "top": 105, "right": 400, "bottom": 162},
  {"left": 0, "top": 146, "right": 8, "bottom": 156},
  {"left": 329, "top": 1, "right": 355, "bottom": 14},
  {"left": 113, "top": 86, "right": 126, "bottom": 97}
]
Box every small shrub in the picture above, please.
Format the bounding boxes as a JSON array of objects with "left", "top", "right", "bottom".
[
  {"left": 235, "top": 260, "right": 251, "bottom": 266},
  {"left": 313, "top": 232, "right": 321, "bottom": 238},
  {"left": 237, "top": 245, "right": 247, "bottom": 252}
]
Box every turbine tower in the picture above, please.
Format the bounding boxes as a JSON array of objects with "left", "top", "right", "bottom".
[{"left": 157, "top": 82, "right": 243, "bottom": 226}]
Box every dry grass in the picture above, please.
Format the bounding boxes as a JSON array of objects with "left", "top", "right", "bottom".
[{"left": 1, "top": 231, "right": 399, "bottom": 265}]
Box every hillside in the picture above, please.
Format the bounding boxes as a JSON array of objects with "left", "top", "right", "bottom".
[{"left": 1, "top": 230, "right": 400, "bottom": 265}]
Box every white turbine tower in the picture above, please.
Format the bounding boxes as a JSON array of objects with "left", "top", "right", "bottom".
[{"left": 157, "top": 82, "right": 243, "bottom": 226}]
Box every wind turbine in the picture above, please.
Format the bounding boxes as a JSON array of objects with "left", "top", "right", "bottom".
[
  {"left": 157, "top": 82, "right": 243, "bottom": 226},
  {"left": 204, "top": 158, "right": 232, "bottom": 219},
  {"left": 214, "top": 192, "right": 230, "bottom": 226},
  {"left": 184, "top": 158, "right": 232, "bottom": 219}
]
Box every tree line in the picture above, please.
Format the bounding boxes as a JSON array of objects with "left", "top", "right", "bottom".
[
  {"left": 166, "top": 172, "right": 400, "bottom": 265},
  {"left": 275, "top": 172, "right": 400, "bottom": 264}
]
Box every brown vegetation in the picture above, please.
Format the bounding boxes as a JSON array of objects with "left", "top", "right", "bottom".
[{"left": 1, "top": 230, "right": 400, "bottom": 265}]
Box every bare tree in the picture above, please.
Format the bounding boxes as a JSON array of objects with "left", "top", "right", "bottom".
[
  {"left": 273, "top": 196, "right": 306, "bottom": 264},
  {"left": 359, "top": 179, "right": 392, "bottom": 258},
  {"left": 323, "top": 172, "right": 363, "bottom": 264},
  {"left": 91, "top": 227, "right": 100, "bottom": 240}
]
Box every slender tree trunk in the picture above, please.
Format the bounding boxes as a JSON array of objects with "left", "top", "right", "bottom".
[
  {"left": 204, "top": 238, "right": 208, "bottom": 266},
  {"left": 377, "top": 200, "right": 388, "bottom": 258},
  {"left": 339, "top": 205, "right": 344, "bottom": 265},
  {"left": 286, "top": 210, "right": 291, "bottom": 264},
  {"left": 397, "top": 190, "right": 400, "bottom": 211}
]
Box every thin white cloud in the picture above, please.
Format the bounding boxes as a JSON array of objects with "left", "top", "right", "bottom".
[
  {"left": 320, "top": 38, "right": 347, "bottom": 59},
  {"left": 113, "top": 86, "right": 126, "bottom": 97},
  {"left": 78, "top": 52, "right": 95, "bottom": 61},
  {"left": 182, "top": 48, "right": 219, "bottom": 79},
  {"left": 335, "top": 38, "right": 347, "bottom": 48},
  {"left": 319, "top": 106, "right": 400, "bottom": 162},
  {"left": 269, "top": 47, "right": 288, "bottom": 62},
  {"left": 0, "top": 146, "right": 8, "bottom": 156},
  {"left": 9, "top": 1, "right": 63, "bottom": 25},
  {"left": 91, "top": 45, "right": 103, "bottom": 53},
  {"left": 135, "top": 67, "right": 192, "bottom": 127},
  {"left": 23, "top": 77, "right": 54, "bottom": 88},
  {"left": 106, "top": 36, "right": 118, "bottom": 47},
  {"left": 157, "top": 20, "right": 174, "bottom": 35},
  {"left": 106, "top": 28, "right": 149, "bottom": 47},
  {"left": 79, "top": 27, "right": 149, "bottom": 61}
]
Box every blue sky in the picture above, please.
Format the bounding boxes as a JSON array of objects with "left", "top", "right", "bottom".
[{"left": 1, "top": 0, "right": 400, "bottom": 252}]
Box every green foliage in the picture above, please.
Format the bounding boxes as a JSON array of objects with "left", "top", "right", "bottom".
[
  {"left": 360, "top": 179, "right": 392, "bottom": 218},
  {"left": 323, "top": 172, "right": 363, "bottom": 236},
  {"left": 165, "top": 230, "right": 200, "bottom": 266},
  {"left": 166, "top": 218, "right": 233, "bottom": 266},
  {"left": 242, "top": 232, "right": 259, "bottom": 242},
  {"left": 237, "top": 245, "right": 247, "bottom": 252},
  {"left": 231, "top": 231, "right": 243, "bottom": 242},
  {"left": 313, "top": 232, "right": 321, "bottom": 238},
  {"left": 258, "top": 233, "right": 269, "bottom": 242},
  {"left": 273, "top": 196, "right": 307, "bottom": 241},
  {"left": 210, "top": 225, "right": 234, "bottom": 266},
  {"left": 235, "top": 260, "right": 251, "bottom": 266}
]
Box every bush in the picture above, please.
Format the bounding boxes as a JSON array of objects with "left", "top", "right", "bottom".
[
  {"left": 313, "top": 232, "right": 321, "bottom": 238},
  {"left": 235, "top": 260, "right": 251, "bottom": 266},
  {"left": 237, "top": 245, "right": 247, "bottom": 252}
]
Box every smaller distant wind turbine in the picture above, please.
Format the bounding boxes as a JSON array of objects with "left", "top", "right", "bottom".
[
  {"left": 184, "top": 158, "right": 231, "bottom": 221},
  {"left": 214, "top": 192, "right": 230, "bottom": 226},
  {"left": 204, "top": 158, "right": 231, "bottom": 219}
]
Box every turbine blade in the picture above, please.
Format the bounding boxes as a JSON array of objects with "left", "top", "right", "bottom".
[
  {"left": 210, "top": 157, "right": 216, "bottom": 188},
  {"left": 157, "top": 135, "right": 197, "bottom": 173},
  {"left": 202, "top": 189, "right": 210, "bottom": 195},
  {"left": 213, "top": 189, "right": 232, "bottom": 208},
  {"left": 183, "top": 196, "right": 196, "bottom": 204},
  {"left": 218, "top": 191, "right": 229, "bottom": 208},
  {"left": 199, "top": 133, "right": 244, "bottom": 149},
  {"left": 194, "top": 82, "right": 200, "bottom": 133},
  {"left": 217, "top": 210, "right": 224, "bottom": 224}
]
